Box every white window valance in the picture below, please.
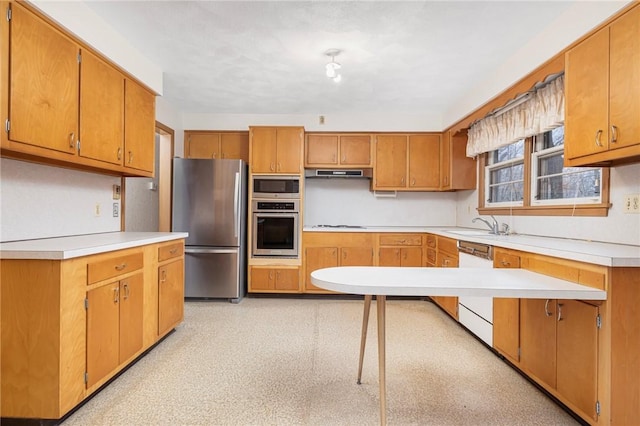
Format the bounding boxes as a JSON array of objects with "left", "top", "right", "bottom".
[{"left": 466, "top": 75, "right": 564, "bottom": 157}]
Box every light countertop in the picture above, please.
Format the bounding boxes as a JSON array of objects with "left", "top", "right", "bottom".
[
  {"left": 303, "top": 226, "right": 640, "bottom": 267},
  {"left": 311, "top": 266, "right": 607, "bottom": 299},
  {"left": 0, "top": 232, "right": 189, "bottom": 260}
]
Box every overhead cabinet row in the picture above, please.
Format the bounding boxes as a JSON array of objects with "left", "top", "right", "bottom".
[{"left": 1, "top": 1, "right": 156, "bottom": 177}]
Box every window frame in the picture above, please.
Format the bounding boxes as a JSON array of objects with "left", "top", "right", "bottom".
[{"left": 478, "top": 137, "right": 610, "bottom": 217}]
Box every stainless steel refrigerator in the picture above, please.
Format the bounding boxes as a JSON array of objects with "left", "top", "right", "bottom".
[{"left": 172, "top": 158, "right": 247, "bottom": 302}]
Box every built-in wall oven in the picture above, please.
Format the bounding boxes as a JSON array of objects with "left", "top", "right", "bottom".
[{"left": 252, "top": 199, "right": 299, "bottom": 257}]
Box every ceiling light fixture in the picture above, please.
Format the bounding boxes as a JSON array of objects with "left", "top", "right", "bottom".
[{"left": 325, "top": 49, "right": 342, "bottom": 83}]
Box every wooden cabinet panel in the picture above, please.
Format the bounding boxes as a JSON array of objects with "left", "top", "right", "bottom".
[
  {"left": 305, "top": 247, "right": 339, "bottom": 292},
  {"left": 158, "top": 241, "right": 184, "bottom": 262},
  {"left": 340, "top": 247, "right": 373, "bottom": 266},
  {"left": 408, "top": 134, "right": 440, "bottom": 189},
  {"left": 400, "top": 247, "right": 422, "bottom": 267},
  {"left": 520, "top": 298, "right": 557, "bottom": 389},
  {"left": 340, "top": 135, "right": 371, "bottom": 166},
  {"left": 124, "top": 78, "right": 155, "bottom": 173},
  {"left": 379, "top": 247, "right": 401, "bottom": 266},
  {"left": 493, "top": 249, "right": 521, "bottom": 361},
  {"left": 374, "top": 135, "right": 407, "bottom": 188},
  {"left": 158, "top": 258, "right": 184, "bottom": 336},
  {"left": 119, "top": 273, "right": 144, "bottom": 363},
  {"left": 8, "top": 3, "right": 79, "bottom": 155},
  {"left": 432, "top": 296, "right": 458, "bottom": 319},
  {"left": 79, "top": 49, "right": 124, "bottom": 165},
  {"left": 557, "top": 300, "right": 599, "bottom": 421},
  {"left": 250, "top": 267, "right": 273, "bottom": 291},
  {"left": 186, "top": 133, "right": 220, "bottom": 158},
  {"left": 250, "top": 127, "right": 277, "bottom": 173},
  {"left": 250, "top": 266, "right": 300, "bottom": 292},
  {"left": 379, "top": 234, "right": 422, "bottom": 246},
  {"left": 306, "top": 134, "right": 339, "bottom": 165},
  {"left": 220, "top": 132, "right": 249, "bottom": 162},
  {"left": 274, "top": 268, "right": 300, "bottom": 290},
  {"left": 86, "top": 281, "right": 120, "bottom": 388},
  {"left": 275, "top": 127, "right": 303, "bottom": 173}
]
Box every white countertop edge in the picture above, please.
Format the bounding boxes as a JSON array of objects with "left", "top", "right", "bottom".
[
  {"left": 311, "top": 267, "right": 607, "bottom": 300},
  {"left": 0, "top": 232, "right": 189, "bottom": 260},
  {"left": 303, "top": 226, "right": 640, "bottom": 267}
]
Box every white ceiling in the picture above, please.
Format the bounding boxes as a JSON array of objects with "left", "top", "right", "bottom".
[{"left": 82, "top": 1, "right": 619, "bottom": 121}]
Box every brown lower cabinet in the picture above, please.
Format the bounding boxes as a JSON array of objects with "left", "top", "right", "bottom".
[
  {"left": 249, "top": 266, "right": 300, "bottom": 292},
  {"left": 0, "top": 239, "right": 185, "bottom": 421}
]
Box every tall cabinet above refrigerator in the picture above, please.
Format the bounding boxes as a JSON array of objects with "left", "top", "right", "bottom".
[{"left": 172, "top": 158, "right": 247, "bottom": 302}]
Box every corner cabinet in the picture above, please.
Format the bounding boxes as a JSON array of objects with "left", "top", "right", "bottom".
[
  {"left": 249, "top": 126, "right": 303, "bottom": 174},
  {"left": 1, "top": 1, "right": 156, "bottom": 177},
  {"left": 0, "top": 238, "right": 185, "bottom": 421},
  {"left": 565, "top": 4, "right": 640, "bottom": 166},
  {"left": 440, "top": 130, "right": 476, "bottom": 190}
]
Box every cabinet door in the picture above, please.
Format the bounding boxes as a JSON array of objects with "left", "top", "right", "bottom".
[
  {"left": 124, "top": 79, "right": 155, "bottom": 173},
  {"left": 220, "top": 132, "right": 249, "bottom": 162},
  {"left": 340, "top": 135, "right": 371, "bottom": 166},
  {"left": 276, "top": 127, "right": 303, "bottom": 173},
  {"left": 400, "top": 247, "right": 422, "bottom": 267},
  {"left": 305, "top": 247, "right": 339, "bottom": 291},
  {"left": 119, "top": 273, "right": 143, "bottom": 362},
  {"left": 493, "top": 251, "right": 521, "bottom": 361},
  {"left": 306, "top": 134, "right": 338, "bottom": 166},
  {"left": 186, "top": 133, "right": 220, "bottom": 158},
  {"left": 520, "top": 298, "right": 557, "bottom": 389},
  {"left": 440, "top": 131, "right": 452, "bottom": 189},
  {"left": 9, "top": 3, "right": 79, "bottom": 154},
  {"left": 340, "top": 247, "right": 373, "bottom": 266},
  {"left": 158, "top": 259, "right": 185, "bottom": 336},
  {"left": 250, "top": 267, "right": 274, "bottom": 291},
  {"left": 374, "top": 135, "right": 407, "bottom": 188},
  {"left": 86, "top": 282, "right": 120, "bottom": 388},
  {"left": 433, "top": 296, "right": 458, "bottom": 319},
  {"left": 556, "top": 300, "right": 599, "bottom": 421},
  {"left": 565, "top": 28, "right": 610, "bottom": 159},
  {"left": 79, "top": 50, "right": 124, "bottom": 165},
  {"left": 408, "top": 134, "right": 440, "bottom": 189},
  {"left": 609, "top": 6, "right": 640, "bottom": 150},
  {"left": 250, "top": 127, "right": 277, "bottom": 173},
  {"left": 379, "top": 247, "right": 401, "bottom": 266},
  {"left": 274, "top": 268, "right": 300, "bottom": 291}
]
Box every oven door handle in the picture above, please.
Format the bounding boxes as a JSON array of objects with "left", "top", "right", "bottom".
[{"left": 185, "top": 248, "right": 239, "bottom": 254}]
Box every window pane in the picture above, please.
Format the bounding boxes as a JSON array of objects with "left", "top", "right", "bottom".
[
  {"left": 537, "top": 169, "right": 600, "bottom": 200},
  {"left": 489, "top": 181, "right": 523, "bottom": 203},
  {"left": 538, "top": 152, "right": 564, "bottom": 177},
  {"left": 490, "top": 162, "right": 523, "bottom": 184},
  {"left": 541, "top": 126, "right": 565, "bottom": 149},
  {"left": 492, "top": 139, "right": 524, "bottom": 163}
]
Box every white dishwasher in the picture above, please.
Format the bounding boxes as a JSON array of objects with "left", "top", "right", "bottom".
[{"left": 457, "top": 240, "right": 494, "bottom": 346}]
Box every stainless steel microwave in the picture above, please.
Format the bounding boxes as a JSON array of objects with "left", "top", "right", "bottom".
[{"left": 252, "top": 176, "right": 300, "bottom": 199}]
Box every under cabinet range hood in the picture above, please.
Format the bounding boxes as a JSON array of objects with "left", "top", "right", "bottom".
[{"left": 305, "top": 169, "right": 372, "bottom": 179}]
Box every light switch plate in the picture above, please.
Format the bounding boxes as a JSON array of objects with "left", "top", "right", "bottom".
[
  {"left": 113, "top": 184, "right": 121, "bottom": 200},
  {"left": 623, "top": 194, "right": 640, "bottom": 213}
]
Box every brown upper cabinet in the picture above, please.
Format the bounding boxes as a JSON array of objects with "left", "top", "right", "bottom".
[
  {"left": 305, "top": 133, "right": 372, "bottom": 168},
  {"left": 249, "top": 126, "right": 303, "bottom": 174},
  {"left": 373, "top": 134, "right": 440, "bottom": 191},
  {"left": 1, "top": 2, "right": 156, "bottom": 177},
  {"left": 440, "top": 130, "right": 476, "bottom": 191},
  {"left": 184, "top": 131, "right": 249, "bottom": 163},
  {"left": 565, "top": 5, "right": 640, "bottom": 166}
]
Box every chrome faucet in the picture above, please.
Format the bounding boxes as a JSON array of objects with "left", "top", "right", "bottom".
[{"left": 472, "top": 215, "right": 499, "bottom": 235}]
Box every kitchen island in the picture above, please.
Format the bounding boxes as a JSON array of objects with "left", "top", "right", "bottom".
[{"left": 1, "top": 232, "right": 187, "bottom": 422}]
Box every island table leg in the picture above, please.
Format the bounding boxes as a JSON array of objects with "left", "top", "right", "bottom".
[
  {"left": 357, "top": 294, "right": 372, "bottom": 385},
  {"left": 377, "top": 295, "right": 387, "bottom": 426}
]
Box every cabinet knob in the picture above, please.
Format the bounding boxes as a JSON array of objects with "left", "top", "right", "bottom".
[
  {"left": 115, "top": 263, "right": 127, "bottom": 271},
  {"left": 501, "top": 260, "right": 510, "bottom": 267}
]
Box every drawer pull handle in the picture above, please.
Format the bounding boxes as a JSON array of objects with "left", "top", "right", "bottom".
[
  {"left": 544, "top": 299, "right": 552, "bottom": 317},
  {"left": 611, "top": 125, "right": 618, "bottom": 144},
  {"left": 69, "top": 132, "right": 75, "bottom": 149},
  {"left": 501, "top": 261, "right": 510, "bottom": 266},
  {"left": 595, "top": 130, "right": 603, "bottom": 147},
  {"left": 117, "top": 147, "right": 122, "bottom": 160},
  {"left": 123, "top": 283, "right": 130, "bottom": 299},
  {"left": 114, "top": 287, "right": 120, "bottom": 304},
  {"left": 115, "top": 263, "right": 127, "bottom": 271},
  {"left": 557, "top": 303, "right": 564, "bottom": 321},
  {"left": 169, "top": 248, "right": 178, "bottom": 254},
  {"left": 160, "top": 269, "right": 167, "bottom": 283}
]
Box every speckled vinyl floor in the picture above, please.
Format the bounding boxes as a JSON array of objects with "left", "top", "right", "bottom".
[{"left": 63, "top": 298, "right": 578, "bottom": 425}]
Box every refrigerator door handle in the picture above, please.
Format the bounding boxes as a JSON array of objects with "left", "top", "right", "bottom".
[
  {"left": 233, "top": 171, "right": 240, "bottom": 238},
  {"left": 185, "top": 248, "right": 239, "bottom": 254}
]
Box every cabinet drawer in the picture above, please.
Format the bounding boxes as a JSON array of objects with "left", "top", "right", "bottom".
[
  {"left": 437, "top": 236, "right": 458, "bottom": 255},
  {"left": 158, "top": 242, "right": 184, "bottom": 262},
  {"left": 87, "top": 252, "right": 144, "bottom": 284},
  {"left": 379, "top": 234, "right": 422, "bottom": 246},
  {"left": 494, "top": 252, "right": 520, "bottom": 268}
]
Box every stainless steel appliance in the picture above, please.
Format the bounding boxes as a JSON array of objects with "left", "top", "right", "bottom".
[
  {"left": 252, "top": 199, "right": 299, "bottom": 257},
  {"left": 252, "top": 175, "right": 300, "bottom": 198},
  {"left": 172, "top": 158, "right": 247, "bottom": 302},
  {"left": 457, "top": 240, "right": 494, "bottom": 345}
]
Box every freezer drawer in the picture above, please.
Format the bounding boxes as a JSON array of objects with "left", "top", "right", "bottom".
[{"left": 184, "top": 247, "right": 245, "bottom": 300}]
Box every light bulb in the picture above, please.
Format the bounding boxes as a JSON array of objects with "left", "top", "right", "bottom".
[{"left": 333, "top": 74, "right": 342, "bottom": 83}]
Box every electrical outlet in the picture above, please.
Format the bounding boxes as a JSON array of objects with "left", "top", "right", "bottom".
[
  {"left": 623, "top": 194, "right": 640, "bottom": 214},
  {"left": 319, "top": 115, "right": 325, "bottom": 125},
  {"left": 113, "top": 184, "right": 121, "bottom": 200},
  {"left": 113, "top": 203, "right": 119, "bottom": 217},
  {"left": 94, "top": 203, "right": 101, "bottom": 217}
]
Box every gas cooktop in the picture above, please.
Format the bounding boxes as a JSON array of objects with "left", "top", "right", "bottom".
[{"left": 313, "top": 225, "right": 365, "bottom": 229}]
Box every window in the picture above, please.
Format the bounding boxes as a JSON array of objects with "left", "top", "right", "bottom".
[{"left": 479, "top": 126, "right": 609, "bottom": 216}]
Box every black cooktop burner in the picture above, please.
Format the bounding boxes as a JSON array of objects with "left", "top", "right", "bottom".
[{"left": 314, "top": 224, "right": 365, "bottom": 229}]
